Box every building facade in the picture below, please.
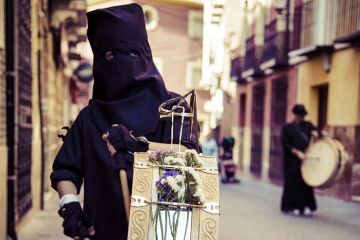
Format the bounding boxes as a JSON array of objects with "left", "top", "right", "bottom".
[
  {"left": 1, "top": 0, "right": 88, "bottom": 239},
  {"left": 220, "top": 0, "right": 360, "bottom": 202}
]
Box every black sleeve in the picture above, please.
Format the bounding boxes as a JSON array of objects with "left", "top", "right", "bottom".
[
  {"left": 308, "top": 121, "right": 317, "bottom": 131},
  {"left": 50, "top": 113, "right": 84, "bottom": 194}
]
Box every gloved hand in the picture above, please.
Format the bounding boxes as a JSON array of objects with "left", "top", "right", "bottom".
[
  {"left": 58, "top": 202, "right": 95, "bottom": 240},
  {"left": 102, "top": 124, "right": 149, "bottom": 154}
]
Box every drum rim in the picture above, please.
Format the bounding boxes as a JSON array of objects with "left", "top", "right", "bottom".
[{"left": 302, "top": 136, "right": 342, "bottom": 188}]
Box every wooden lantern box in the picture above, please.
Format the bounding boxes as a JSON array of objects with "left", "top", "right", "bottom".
[{"left": 127, "top": 151, "right": 220, "bottom": 240}]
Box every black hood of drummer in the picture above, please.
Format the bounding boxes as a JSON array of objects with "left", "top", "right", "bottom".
[{"left": 86, "top": 3, "right": 163, "bottom": 102}]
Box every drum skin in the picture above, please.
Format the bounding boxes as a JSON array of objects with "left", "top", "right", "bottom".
[{"left": 301, "top": 137, "right": 347, "bottom": 188}]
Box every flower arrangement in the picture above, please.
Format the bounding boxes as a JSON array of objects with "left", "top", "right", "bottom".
[{"left": 149, "top": 149, "right": 205, "bottom": 240}]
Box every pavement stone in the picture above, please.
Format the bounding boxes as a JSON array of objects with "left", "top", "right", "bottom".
[{"left": 18, "top": 177, "right": 360, "bottom": 240}]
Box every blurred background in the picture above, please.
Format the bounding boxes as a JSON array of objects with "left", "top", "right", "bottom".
[{"left": 1, "top": 0, "right": 360, "bottom": 239}]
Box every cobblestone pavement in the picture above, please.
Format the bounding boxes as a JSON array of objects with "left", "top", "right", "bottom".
[{"left": 18, "top": 177, "right": 360, "bottom": 240}]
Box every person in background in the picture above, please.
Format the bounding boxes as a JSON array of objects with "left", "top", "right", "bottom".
[
  {"left": 281, "top": 104, "right": 318, "bottom": 216},
  {"left": 201, "top": 132, "right": 219, "bottom": 162},
  {"left": 220, "top": 130, "right": 240, "bottom": 184},
  {"left": 50, "top": 4, "right": 199, "bottom": 240}
]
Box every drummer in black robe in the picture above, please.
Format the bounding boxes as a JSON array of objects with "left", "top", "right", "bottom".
[
  {"left": 50, "top": 4, "right": 199, "bottom": 240},
  {"left": 280, "top": 104, "right": 318, "bottom": 216}
]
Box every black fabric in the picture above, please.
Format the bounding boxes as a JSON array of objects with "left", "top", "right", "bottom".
[
  {"left": 87, "top": 3, "right": 169, "bottom": 136},
  {"left": 51, "top": 4, "right": 200, "bottom": 239},
  {"left": 107, "top": 124, "right": 149, "bottom": 153},
  {"left": 281, "top": 121, "right": 317, "bottom": 213},
  {"left": 51, "top": 96, "right": 199, "bottom": 239},
  {"left": 58, "top": 202, "right": 93, "bottom": 239}
]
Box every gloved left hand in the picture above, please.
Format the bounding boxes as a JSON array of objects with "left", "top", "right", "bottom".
[
  {"left": 102, "top": 124, "right": 149, "bottom": 154},
  {"left": 58, "top": 202, "right": 95, "bottom": 240}
]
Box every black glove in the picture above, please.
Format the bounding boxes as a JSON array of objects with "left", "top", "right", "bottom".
[
  {"left": 58, "top": 202, "right": 93, "bottom": 239},
  {"left": 107, "top": 124, "right": 149, "bottom": 153}
]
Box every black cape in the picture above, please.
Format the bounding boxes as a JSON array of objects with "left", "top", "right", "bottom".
[
  {"left": 280, "top": 121, "right": 317, "bottom": 212},
  {"left": 51, "top": 91, "right": 198, "bottom": 239},
  {"left": 51, "top": 4, "right": 199, "bottom": 239}
]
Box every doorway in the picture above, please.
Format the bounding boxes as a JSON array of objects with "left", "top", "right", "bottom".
[
  {"left": 251, "top": 84, "right": 265, "bottom": 175},
  {"left": 317, "top": 84, "right": 328, "bottom": 131}
]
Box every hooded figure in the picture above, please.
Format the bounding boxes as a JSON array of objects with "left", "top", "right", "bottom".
[{"left": 51, "top": 4, "right": 199, "bottom": 240}]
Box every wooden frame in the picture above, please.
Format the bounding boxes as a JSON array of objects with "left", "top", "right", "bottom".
[{"left": 127, "top": 152, "right": 220, "bottom": 240}]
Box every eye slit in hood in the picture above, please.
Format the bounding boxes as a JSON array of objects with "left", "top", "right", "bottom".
[
  {"left": 104, "top": 49, "right": 140, "bottom": 61},
  {"left": 128, "top": 49, "right": 140, "bottom": 58}
]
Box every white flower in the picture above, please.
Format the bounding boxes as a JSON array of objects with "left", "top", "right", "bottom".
[
  {"left": 193, "top": 188, "right": 206, "bottom": 204},
  {"left": 185, "top": 149, "right": 197, "bottom": 155},
  {"left": 164, "top": 156, "right": 174, "bottom": 164},
  {"left": 178, "top": 188, "right": 185, "bottom": 200},
  {"left": 187, "top": 168, "right": 202, "bottom": 186},
  {"left": 166, "top": 176, "right": 180, "bottom": 192},
  {"left": 175, "top": 174, "right": 185, "bottom": 186},
  {"left": 173, "top": 157, "right": 186, "bottom": 166}
]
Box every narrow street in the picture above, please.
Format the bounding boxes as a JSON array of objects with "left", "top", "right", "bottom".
[{"left": 18, "top": 177, "right": 360, "bottom": 240}]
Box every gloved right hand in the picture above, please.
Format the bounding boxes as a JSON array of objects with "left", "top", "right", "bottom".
[
  {"left": 102, "top": 123, "right": 149, "bottom": 155},
  {"left": 58, "top": 202, "right": 95, "bottom": 240}
]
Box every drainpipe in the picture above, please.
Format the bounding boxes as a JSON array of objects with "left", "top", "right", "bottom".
[
  {"left": 38, "top": 50, "right": 46, "bottom": 210},
  {"left": 5, "top": 0, "right": 18, "bottom": 239}
]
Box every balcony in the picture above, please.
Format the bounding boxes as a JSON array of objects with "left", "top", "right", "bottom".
[
  {"left": 289, "top": 0, "right": 334, "bottom": 58},
  {"left": 334, "top": 0, "right": 360, "bottom": 44},
  {"left": 231, "top": 56, "right": 246, "bottom": 84},
  {"left": 241, "top": 35, "right": 264, "bottom": 79},
  {"left": 260, "top": 19, "right": 288, "bottom": 70}
]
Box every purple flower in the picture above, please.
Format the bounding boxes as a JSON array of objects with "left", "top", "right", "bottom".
[{"left": 156, "top": 170, "right": 180, "bottom": 197}]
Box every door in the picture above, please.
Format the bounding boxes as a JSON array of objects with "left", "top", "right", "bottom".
[
  {"left": 251, "top": 84, "right": 265, "bottom": 175},
  {"left": 269, "top": 77, "right": 287, "bottom": 182},
  {"left": 317, "top": 84, "right": 328, "bottom": 131},
  {"left": 238, "top": 93, "right": 246, "bottom": 170},
  {"left": 6, "top": 1, "right": 33, "bottom": 236}
]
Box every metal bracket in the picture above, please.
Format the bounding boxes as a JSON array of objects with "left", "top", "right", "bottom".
[
  {"left": 200, "top": 167, "right": 219, "bottom": 174},
  {"left": 134, "top": 162, "right": 151, "bottom": 169},
  {"left": 202, "top": 202, "right": 220, "bottom": 215},
  {"left": 131, "top": 195, "right": 150, "bottom": 207}
]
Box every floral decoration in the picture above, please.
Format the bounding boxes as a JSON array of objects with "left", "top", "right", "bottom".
[{"left": 149, "top": 149, "right": 206, "bottom": 239}]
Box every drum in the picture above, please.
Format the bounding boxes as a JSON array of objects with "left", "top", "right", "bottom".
[{"left": 301, "top": 136, "right": 348, "bottom": 188}]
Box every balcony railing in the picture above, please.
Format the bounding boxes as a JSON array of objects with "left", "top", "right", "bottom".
[
  {"left": 334, "top": 0, "right": 360, "bottom": 43},
  {"left": 261, "top": 19, "right": 288, "bottom": 69},
  {"left": 242, "top": 35, "right": 263, "bottom": 77},
  {"left": 231, "top": 56, "right": 246, "bottom": 83},
  {"left": 301, "top": 0, "right": 316, "bottom": 48},
  {"left": 290, "top": 0, "right": 335, "bottom": 56},
  {"left": 291, "top": 4, "right": 303, "bottom": 51}
]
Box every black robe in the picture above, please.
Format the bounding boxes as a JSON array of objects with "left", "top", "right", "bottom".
[
  {"left": 50, "top": 92, "right": 198, "bottom": 240},
  {"left": 51, "top": 4, "right": 200, "bottom": 239},
  {"left": 280, "top": 121, "right": 317, "bottom": 212}
]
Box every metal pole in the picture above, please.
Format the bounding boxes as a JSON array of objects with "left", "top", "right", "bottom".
[{"left": 285, "top": 0, "right": 290, "bottom": 60}]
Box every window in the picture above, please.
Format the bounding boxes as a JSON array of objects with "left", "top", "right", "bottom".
[
  {"left": 188, "top": 10, "right": 203, "bottom": 38},
  {"left": 186, "top": 59, "right": 203, "bottom": 89}
]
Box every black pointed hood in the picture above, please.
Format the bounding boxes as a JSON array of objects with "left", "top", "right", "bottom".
[{"left": 86, "top": 3, "right": 169, "bottom": 135}]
